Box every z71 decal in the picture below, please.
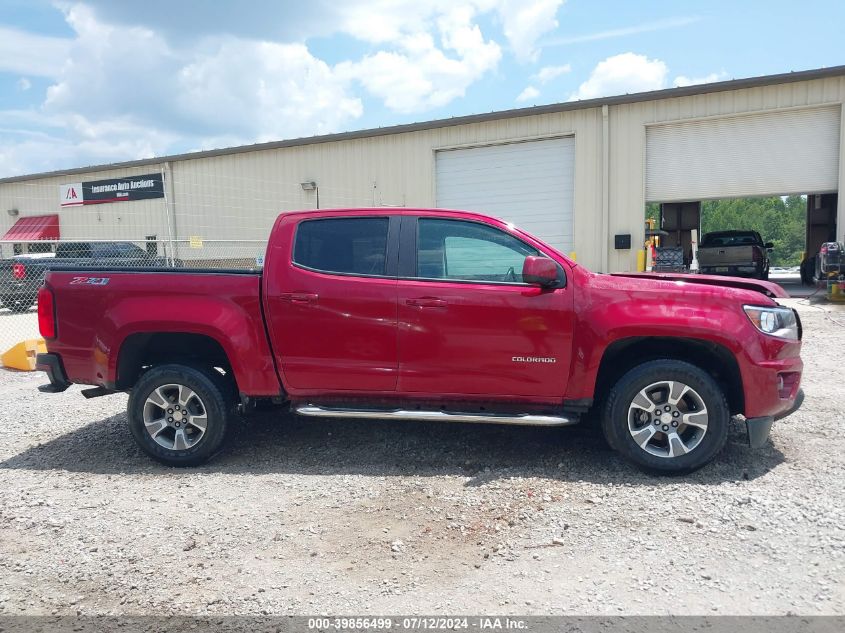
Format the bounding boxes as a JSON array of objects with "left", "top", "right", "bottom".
[{"left": 69, "top": 276, "right": 110, "bottom": 286}]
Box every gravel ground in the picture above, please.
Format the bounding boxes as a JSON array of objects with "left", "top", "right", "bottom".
[{"left": 0, "top": 299, "right": 843, "bottom": 616}]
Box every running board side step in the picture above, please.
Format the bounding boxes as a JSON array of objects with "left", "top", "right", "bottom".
[{"left": 294, "top": 405, "right": 578, "bottom": 426}]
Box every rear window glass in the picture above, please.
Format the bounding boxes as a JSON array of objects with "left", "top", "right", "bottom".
[
  {"left": 294, "top": 217, "right": 389, "bottom": 277},
  {"left": 701, "top": 233, "right": 761, "bottom": 247}
]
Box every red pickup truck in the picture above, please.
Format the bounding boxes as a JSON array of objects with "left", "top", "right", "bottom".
[{"left": 35, "top": 208, "right": 804, "bottom": 474}]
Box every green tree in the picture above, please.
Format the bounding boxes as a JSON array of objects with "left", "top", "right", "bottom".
[{"left": 699, "top": 196, "right": 806, "bottom": 266}]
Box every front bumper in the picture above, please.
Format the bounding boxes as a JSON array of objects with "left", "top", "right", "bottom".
[
  {"left": 35, "top": 353, "right": 71, "bottom": 393},
  {"left": 745, "top": 388, "right": 804, "bottom": 448}
]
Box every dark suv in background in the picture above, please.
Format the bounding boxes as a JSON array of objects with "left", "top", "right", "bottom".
[{"left": 1, "top": 242, "right": 175, "bottom": 312}]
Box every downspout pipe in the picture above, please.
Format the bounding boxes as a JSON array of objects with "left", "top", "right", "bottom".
[{"left": 601, "top": 104, "right": 610, "bottom": 272}]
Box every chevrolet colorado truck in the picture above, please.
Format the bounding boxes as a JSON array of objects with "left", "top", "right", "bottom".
[{"left": 35, "top": 209, "right": 804, "bottom": 473}]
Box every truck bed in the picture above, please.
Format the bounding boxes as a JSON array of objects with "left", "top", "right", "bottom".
[{"left": 41, "top": 267, "right": 280, "bottom": 396}]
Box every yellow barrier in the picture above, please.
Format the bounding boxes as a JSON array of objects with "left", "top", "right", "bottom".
[
  {"left": 1, "top": 339, "right": 47, "bottom": 371},
  {"left": 636, "top": 249, "right": 646, "bottom": 272}
]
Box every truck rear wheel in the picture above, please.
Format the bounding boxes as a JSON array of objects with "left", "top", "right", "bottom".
[
  {"left": 601, "top": 360, "right": 729, "bottom": 474},
  {"left": 127, "top": 364, "right": 232, "bottom": 466}
]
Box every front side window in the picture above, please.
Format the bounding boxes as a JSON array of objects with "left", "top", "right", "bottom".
[
  {"left": 417, "top": 218, "right": 539, "bottom": 283},
  {"left": 294, "top": 217, "right": 389, "bottom": 276}
]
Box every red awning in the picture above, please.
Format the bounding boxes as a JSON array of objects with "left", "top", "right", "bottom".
[{"left": 1, "top": 215, "right": 60, "bottom": 241}]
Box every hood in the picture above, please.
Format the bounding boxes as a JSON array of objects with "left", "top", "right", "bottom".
[{"left": 609, "top": 272, "right": 789, "bottom": 299}]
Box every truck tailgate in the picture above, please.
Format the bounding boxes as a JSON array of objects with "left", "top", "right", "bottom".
[{"left": 698, "top": 245, "right": 755, "bottom": 267}]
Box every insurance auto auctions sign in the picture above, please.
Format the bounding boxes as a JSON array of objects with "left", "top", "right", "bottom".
[{"left": 59, "top": 173, "right": 164, "bottom": 207}]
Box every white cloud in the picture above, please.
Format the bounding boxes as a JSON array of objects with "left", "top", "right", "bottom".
[
  {"left": 516, "top": 86, "right": 540, "bottom": 103},
  {"left": 673, "top": 71, "right": 728, "bottom": 87},
  {"left": 178, "top": 40, "right": 363, "bottom": 139},
  {"left": 1, "top": 0, "right": 570, "bottom": 175},
  {"left": 0, "top": 26, "right": 72, "bottom": 77},
  {"left": 1, "top": 3, "right": 364, "bottom": 175},
  {"left": 83, "top": 0, "right": 564, "bottom": 66},
  {"left": 0, "top": 109, "right": 176, "bottom": 176},
  {"left": 533, "top": 63, "right": 571, "bottom": 83},
  {"left": 494, "top": 0, "right": 566, "bottom": 62},
  {"left": 336, "top": 8, "right": 501, "bottom": 113},
  {"left": 333, "top": 0, "right": 562, "bottom": 109},
  {"left": 570, "top": 53, "right": 668, "bottom": 100}
]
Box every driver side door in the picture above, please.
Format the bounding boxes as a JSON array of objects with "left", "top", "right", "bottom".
[{"left": 396, "top": 216, "right": 573, "bottom": 399}]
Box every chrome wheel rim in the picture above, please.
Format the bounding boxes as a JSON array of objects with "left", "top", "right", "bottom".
[
  {"left": 627, "top": 380, "right": 708, "bottom": 459},
  {"left": 142, "top": 383, "right": 208, "bottom": 451}
]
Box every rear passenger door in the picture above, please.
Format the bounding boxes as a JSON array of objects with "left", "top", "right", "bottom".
[{"left": 265, "top": 215, "right": 400, "bottom": 392}]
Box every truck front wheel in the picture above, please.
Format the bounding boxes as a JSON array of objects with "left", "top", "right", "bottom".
[
  {"left": 601, "top": 360, "right": 730, "bottom": 474},
  {"left": 127, "top": 364, "right": 232, "bottom": 466}
]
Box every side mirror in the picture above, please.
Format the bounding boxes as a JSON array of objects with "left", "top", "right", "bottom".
[
  {"left": 764, "top": 242, "right": 774, "bottom": 249},
  {"left": 522, "top": 256, "right": 558, "bottom": 287}
]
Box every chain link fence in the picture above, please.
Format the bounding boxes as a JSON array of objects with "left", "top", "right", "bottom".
[{"left": 0, "top": 239, "right": 268, "bottom": 355}]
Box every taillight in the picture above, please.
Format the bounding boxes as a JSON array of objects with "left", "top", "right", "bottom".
[
  {"left": 752, "top": 249, "right": 762, "bottom": 262},
  {"left": 37, "top": 287, "right": 56, "bottom": 339},
  {"left": 821, "top": 245, "right": 829, "bottom": 254},
  {"left": 12, "top": 263, "right": 25, "bottom": 280}
]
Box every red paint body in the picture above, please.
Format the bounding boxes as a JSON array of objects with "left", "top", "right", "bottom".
[{"left": 42, "top": 208, "right": 802, "bottom": 419}]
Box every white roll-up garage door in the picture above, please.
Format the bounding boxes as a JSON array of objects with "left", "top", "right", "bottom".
[
  {"left": 646, "top": 106, "right": 841, "bottom": 202},
  {"left": 435, "top": 137, "right": 575, "bottom": 253}
]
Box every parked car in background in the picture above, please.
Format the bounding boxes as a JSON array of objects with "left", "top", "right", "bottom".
[
  {"left": 698, "top": 230, "right": 772, "bottom": 280},
  {"left": 36, "top": 208, "right": 804, "bottom": 474},
  {"left": 0, "top": 242, "right": 175, "bottom": 312}
]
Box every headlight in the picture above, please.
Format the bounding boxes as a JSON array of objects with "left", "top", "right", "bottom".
[{"left": 743, "top": 305, "right": 799, "bottom": 340}]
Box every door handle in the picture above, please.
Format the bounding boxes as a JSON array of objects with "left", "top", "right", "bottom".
[
  {"left": 280, "top": 292, "right": 318, "bottom": 304},
  {"left": 405, "top": 297, "right": 447, "bottom": 308}
]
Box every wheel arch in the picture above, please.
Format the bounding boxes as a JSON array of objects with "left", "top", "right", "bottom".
[
  {"left": 594, "top": 336, "right": 744, "bottom": 415},
  {"left": 115, "top": 332, "right": 237, "bottom": 394}
]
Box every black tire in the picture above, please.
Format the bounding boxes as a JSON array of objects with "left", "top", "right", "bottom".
[
  {"left": 601, "top": 360, "right": 730, "bottom": 474},
  {"left": 127, "top": 364, "right": 233, "bottom": 466}
]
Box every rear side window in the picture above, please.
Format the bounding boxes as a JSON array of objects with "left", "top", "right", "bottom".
[{"left": 294, "top": 217, "right": 389, "bottom": 277}]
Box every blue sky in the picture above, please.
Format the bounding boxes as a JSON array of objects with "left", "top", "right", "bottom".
[{"left": 1, "top": 0, "right": 843, "bottom": 177}]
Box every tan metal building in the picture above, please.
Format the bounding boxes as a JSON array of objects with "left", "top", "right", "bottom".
[{"left": 1, "top": 65, "right": 843, "bottom": 273}]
